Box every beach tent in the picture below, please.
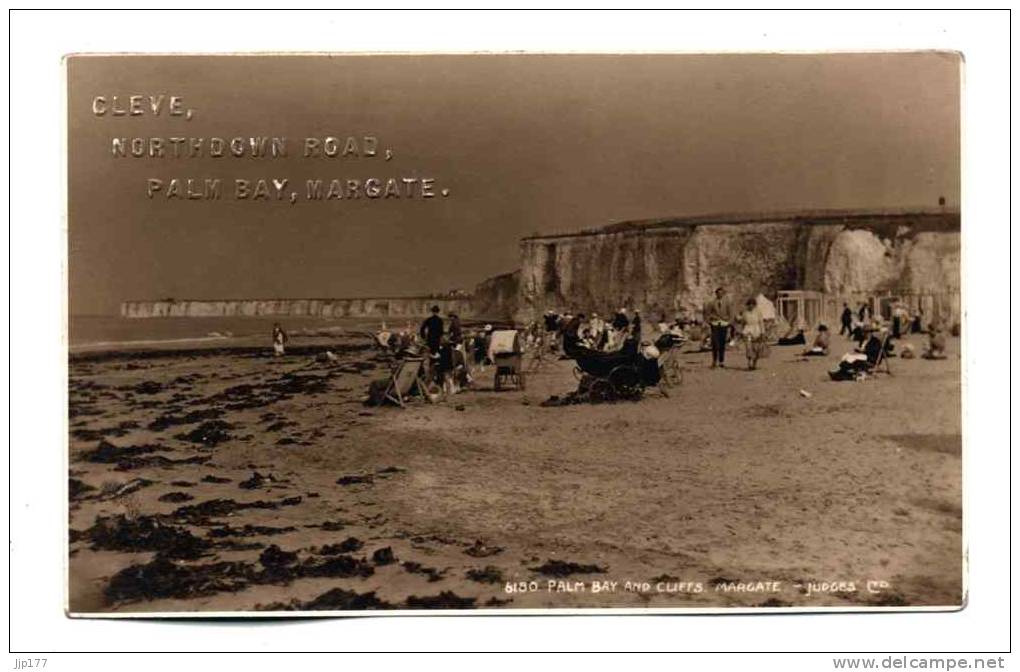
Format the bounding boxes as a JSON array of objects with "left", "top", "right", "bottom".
[{"left": 755, "top": 294, "right": 777, "bottom": 321}]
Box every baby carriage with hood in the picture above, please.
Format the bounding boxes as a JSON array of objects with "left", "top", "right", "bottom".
[{"left": 570, "top": 338, "right": 661, "bottom": 402}]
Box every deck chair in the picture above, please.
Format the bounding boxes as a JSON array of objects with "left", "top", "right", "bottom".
[
  {"left": 867, "top": 335, "right": 893, "bottom": 376},
  {"left": 383, "top": 357, "right": 431, "bottom": 407}
]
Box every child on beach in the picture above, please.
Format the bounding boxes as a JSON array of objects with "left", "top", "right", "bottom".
[
  {"left": 272, "top": 323, "right": 287, "bottom": 357},
  {"left": 804, "top": 324, "right": 830, "bottom": 356},
  {"left": 740, "top": 298, "right": 767, "bottom": 370}
]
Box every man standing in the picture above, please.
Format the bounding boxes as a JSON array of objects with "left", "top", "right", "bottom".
[
  {"left": 840, "top": 302, "right": 853, "bottom": 337},
  {"left": 702, "top": 287, "right": 734, "bottom": 368},
  {"left": 447, "top": 312, "right": 464, "bottom": 346},
  {"left": 419, "top": 305, "right": 444, "bottom": 355}
]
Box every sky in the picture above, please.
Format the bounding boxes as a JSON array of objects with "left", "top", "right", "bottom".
[{"left": 67, "top": 53, "right": 960, "bottom": 315}]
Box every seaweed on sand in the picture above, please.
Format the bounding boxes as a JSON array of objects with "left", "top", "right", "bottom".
[{"left": 530, "top": 559, "right": 607, "bottom": 576}]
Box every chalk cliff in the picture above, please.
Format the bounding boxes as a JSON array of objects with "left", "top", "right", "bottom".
[{"left": 507, "top": 209, "right": 960, "bottom": 323}]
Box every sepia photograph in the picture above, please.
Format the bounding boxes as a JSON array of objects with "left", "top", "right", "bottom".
[{"left": 65, "top": 52, "right": 963, "bottom": 616}]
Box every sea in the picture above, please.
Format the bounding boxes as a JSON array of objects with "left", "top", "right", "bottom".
[{"left": 68, "top": 315, "right": 403, "bottom": 350}]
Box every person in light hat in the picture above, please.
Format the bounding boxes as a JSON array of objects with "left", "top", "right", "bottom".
[{"left": 588, "top": 312, "right": 606, "bottom": 350}]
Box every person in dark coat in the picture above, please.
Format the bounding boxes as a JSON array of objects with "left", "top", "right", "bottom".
[
  {"left": 419, "top": 305, "right": 444, "bottom": 354},
  {"left": 611, "top": 309, "right": 630, "bottom": 331},
  {"left": 840, "top": 303, "right": 853, "bottom": 336},
  {"left": 562, "top": 313, "right": 586, "bottom": 356},
  {"left": 447, "top": 313, "right": 463, "bottom": 345}
]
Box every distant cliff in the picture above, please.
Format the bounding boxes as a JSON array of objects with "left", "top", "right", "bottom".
[
  {"left": 510, "top": 209, "right": 961, "bottom": 323},
  {"left": 122, "top": 296, "right": 474, "bottom": 319},
  {"left": 470, "top": 271, "right": 520, "bottom": 321}
]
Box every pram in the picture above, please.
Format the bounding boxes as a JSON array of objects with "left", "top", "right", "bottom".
[
  {"left": 653, "top": 332, "right": 685, "bottom": 393},
  {"left": 570, "top": 339, "right": 661, "bottom": 401}
]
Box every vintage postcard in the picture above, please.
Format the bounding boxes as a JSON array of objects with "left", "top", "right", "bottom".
[{"left": 66, "top": 53, "right": 962, "bottom": 615}]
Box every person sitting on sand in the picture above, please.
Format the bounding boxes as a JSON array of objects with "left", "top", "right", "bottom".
[
  {"left": 804, "top": 324, "right": 830, "bottom": 356},
  {"left": 668, "top": 318, "right": 687, "bottom": 342},
  {"left": 272, "top": 323, "right": 287, "bottom": 357},
  {"left": 740, "top": 298, "right": 767, "bottom": 370},
  {"left": 779, "top": 316, "right": 803, "bottom": 346},
  {"left": 656, "top": 319, "right": 687, "bottom": 351},
  {"left": 910, "top": 309, "right": 925, "bottom": 334},
  {"left": 923, "top": 321, "right": 948, "bottom": 359},
  {"left": 828, "top": 328, "right": 887, "bottom": 381}
]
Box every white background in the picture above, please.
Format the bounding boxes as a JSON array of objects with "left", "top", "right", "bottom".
[{"left": 5, "top": 8, "right": 1013, "bottom": 665}]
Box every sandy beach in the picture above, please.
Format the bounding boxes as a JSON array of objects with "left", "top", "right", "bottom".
[{"left": 67, "top": 328, "right": 962, "bottom": 613}]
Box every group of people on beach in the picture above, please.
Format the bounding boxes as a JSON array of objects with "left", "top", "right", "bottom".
[
  {"left": 379, "top": 306, "right": 503, "bottom": 394},
  {"left": 527, "top": 287, "right": 770, "bottom": 371},
  {"left": 525, "top": 286, "right": 954, "bottom": 378},
  {"left": 271, "top": 289, "right": 953, "bottom": 387}
]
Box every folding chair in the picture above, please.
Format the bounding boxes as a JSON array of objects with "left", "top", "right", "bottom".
[
  {"left": 383, "top": 357, "right": 431, "bottom": 407},
  {"left": 867, "top": 334, "right": 893, "bottom": 376}
]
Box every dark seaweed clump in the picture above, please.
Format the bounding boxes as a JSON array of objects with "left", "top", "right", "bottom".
[
  {"left": 69, "top": 478, "right": 95, "bottom": 500},
  {"left": 158, "top": 492, "right": 194, "bottom": 503},
  {"left": 207, "top": 524, "right": 297, "bottom": 538},
  {"left": 405, "top": 591, "right": 476, "bottom": 609},
  {"left": 257, "top": 588, "right": 392, "bottom": 611},
  {"left": 464, "top": 540, "right": 503, "bottom": 558},
  {"left": 318, "top": 537, "right": 363, "bottom": 555},
  {"left": 239, "top": 472, "right": 277, "bottom": 490},
  {"left": 371, "top": 547, "right": 396, "bottom": 565},
  {"left": 70, "top": 421, "right": 140, "bottom": 441},
  {"left": 105, "top": 550, "right": 374, "bottom": 605},
  {"left": 116, "top": 454, "right": 212, "bottom": 471},
  {"left": 175, "top": 420, "right": 234, "bottom": 446},
  {"left": 530, "top": 559, "right": 607, "bottom": 577},
  {"left": 466, "top": 566, "right": 504, "bottom": 584},
  {"left": 85, "top": 515, "right": 212, "bottom": 559},
  {"left": 78, "top": 440, "right": 164, "bottom": 464},
  {"left": 105, "top": 555, "right": 252, "bottom": 602},
  {"left": 148, "top": 408, "right": 223, "bottom": 432},
  {"left": 402, "top": 561, "right": 447, "bottom": 582},
  {"left": 259, "top": 545, "right": 298, "bottom": 568},
  {"left": 336, "top": 474, "right": 374, "bottom": 486},
  {"left": 169, "top": 496, "right": 301, "bottom": 525}
]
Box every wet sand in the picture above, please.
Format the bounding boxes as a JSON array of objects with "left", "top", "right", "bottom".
[{"left": 67, "top": 331, "right": 962, "bottom": 613}]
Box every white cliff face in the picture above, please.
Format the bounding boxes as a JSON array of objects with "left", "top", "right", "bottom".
[
  {"left": 511, "top": 213, "right": 960, "bottom": 324},
  {"left": 822, "top": 229, "right": 898, "bottom": 295}
]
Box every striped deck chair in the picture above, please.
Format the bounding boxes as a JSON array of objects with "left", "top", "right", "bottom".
[{"left": 384, "top": 357, "right": 430, "bottom": 407}]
